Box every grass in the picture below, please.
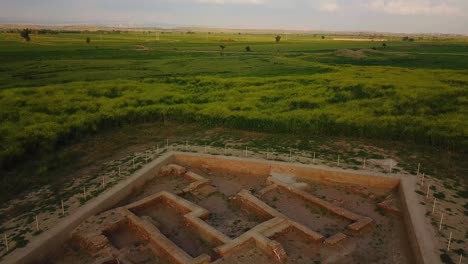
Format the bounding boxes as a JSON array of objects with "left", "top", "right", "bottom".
[{"left": 0, "top": 30, "right": 467, "bottom": 200}]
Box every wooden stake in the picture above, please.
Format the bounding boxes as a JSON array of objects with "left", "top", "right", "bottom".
[
  {"left": 447, "top": 232, "right": 452, "bottom": 251},
  {"left": 439, "top": 213, "right": 444, "bottom": 230},
  {"left": 267, "top": 149, "right": 269, "bottom": 159},
  {"left": 313, "top": 152, "right": 316, "bottom": 163},
  {"left": 132, "top": 156, "right": 135, "bottom": 169},
  {"left": 389, "top": 160, "right": 393, "bottom": 172},
  {"left": 421, "top": 173, "right": 425, "bottom": 186},
  {"left": 337, "top": 155, "right": 340, "bottom": 166},
  {"left": 35, "top": 215, "right": 39, "bottom": 231},
  {"left": 118, "top": 166, "right": 121, "bottom": 176},
  {"left": 432, "top": 198, "right": 437, "bottom": 214},
  {"left": 459, "top": 254, "right": 463, "bottom": 264},
  {"left": 417, "top": 163, "right": 420, "bottom": 176},
  {"left": 4, "top": 234, "right": 10, "bottom": 252},
  {"left": 426, "top": 185, "right": 430, "bottom": 199},
  {"left": 289, "top": 150, "right": 292, "bottom": 162},
  {"left": 61, "top": 200, "right": 65, "bottom": 215},
  {"left": 363, "top": 158, "right": 366, "bottom": 168}
]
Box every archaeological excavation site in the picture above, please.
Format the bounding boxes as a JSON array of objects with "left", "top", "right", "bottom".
[{"left": 4, "top": 152, "right": 430, "bottom": 264}]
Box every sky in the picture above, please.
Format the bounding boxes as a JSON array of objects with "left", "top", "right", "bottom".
[{"left": 1, "top": 0, "right": 467, "bottom": 34}]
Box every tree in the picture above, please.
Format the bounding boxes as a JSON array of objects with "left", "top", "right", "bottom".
[
  {"left": 219, "top": 45, "right": 226, "bottom": 55},
  {"left": 20, "top": 28, "right": 32, "bottom": 42},
  {"left": 275, "top": 35, "right": 281, "bottom": 43},
  {"left": 321, "top": 35, "right": 325, "bottom": 39},
  {"left": 86, "top": 37, "right": 91, "bottom": 44},
  {"left": 245, "top": 46, "right": 251, "bottom": 52},
  {"left": 382, "top": 43, "right": 387, "bottom": 48}
]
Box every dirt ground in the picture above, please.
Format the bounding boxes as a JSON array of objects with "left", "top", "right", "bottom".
[
  {"left": 1, "top": 123, "right": 466, "bottom": 263},
  {"left": 38, "top": 159, "right": 417, "bottom": 264}
]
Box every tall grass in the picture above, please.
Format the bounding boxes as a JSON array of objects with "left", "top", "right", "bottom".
[{"left": 0, "top": 31, "right": 467, "bottom": 170}]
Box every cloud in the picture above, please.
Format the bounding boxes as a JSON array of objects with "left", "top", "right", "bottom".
[
  {"left": 319, "top": 2, "right": 340, "bottom": 12},
  {"left": 196, "top": 0, "right": 268, "bottom": 5},
  {"left": 366, "top": 0, "right": 462, "bottom": 15}
]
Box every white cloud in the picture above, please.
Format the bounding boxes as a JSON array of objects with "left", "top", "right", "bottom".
[
  {"left": 319, "top": 2, "right": 340, "bottom": 12},
  {"left": 366, "top": 0, "right": 462, "bottom": 15},
  {"left": 196, "top": 0, "right": 268, "bottom": 5}
]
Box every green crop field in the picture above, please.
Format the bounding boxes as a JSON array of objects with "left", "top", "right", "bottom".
[{"left": 1, "top": 30, "right": 467, "bottom": 196}]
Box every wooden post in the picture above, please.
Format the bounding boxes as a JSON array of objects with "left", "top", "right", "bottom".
[
  {"left": 447, "top": 231, "right": 452, "bottom": 251},
  {"left": 459, "top": 254, "right": 463, "bottom": 264},
  {"left": 289, "top": 150, "right": 292, "bottom": 162},
  {"left": 363, "top": 158, "right": 366, "bottom": 169},
  {"left": 432, "top": 198, "right": 437, "bottom": 214},
  {"left": 61, "top": 200, "right": 65, "bottom": 215},
  {"left": 389, "top": 160, "right": 393, "bottom": 172},
  {"left": 426, "top": 184, "right": 430, "bottom": 199},
  {"left": 421, "top": 173, "right": 425, "bottom": 186},
  {"left": 245, "top": 146, "right": 248, "bottom": 156},
  {"left": 313, "top": 152, "right": 316, "bottom": 163},
  {"left": 417, "top": 163, "right": 420, "bottom": 176},
  {"left": 439, "top": 213, "right": 444, "bottom": 230},
  {"left": 35, "top": 215, "right": 39, "bottom": 231},
  {"left": 4, "top": 234, "right": 9, "bottom": 252},
  {"left": 337, "top": 155, "right": 340, "bottom": 166}
]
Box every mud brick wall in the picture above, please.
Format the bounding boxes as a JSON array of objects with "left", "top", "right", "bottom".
[
  {"left": 173, "top": 153, "right": 400, "bottom": 190},
  {"left": 2, "top": 153, "right": 174, "bottom": 264}
]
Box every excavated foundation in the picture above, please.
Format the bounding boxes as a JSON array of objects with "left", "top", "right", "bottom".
[{"left": 4, "top": 152, "right": 423, "bottom": 264}]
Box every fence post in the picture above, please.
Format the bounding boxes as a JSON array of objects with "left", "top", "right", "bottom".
[
  {"left": 439, "top": 213, "right": 444, "bottom": 231},
  {"left": 432, "top": 198, "right": 437, "bottom": 214},
  {"left": 447, "top": 232, "right": 452, "bottom": 251},
  {"left": 61, "top": 200, "right": 65, "bottom": 215},
  {"left": 35, "top": 215, "right": 40, "bottom": 232},
  {"left": 4, "top": 234, "right": 9, "bottom": 252}
]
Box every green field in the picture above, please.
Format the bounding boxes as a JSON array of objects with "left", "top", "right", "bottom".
[{"left": 1, "top": 30, "right": 467, "bottom": 177}]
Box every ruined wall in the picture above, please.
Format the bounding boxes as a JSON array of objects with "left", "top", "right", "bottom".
[
  {"left": 398, "top": 177, "right": 438, "bottom": 264},
  {"left": 2, "top": 153, "right": 174, "bottom": 264},
  {"left": 173, "top": 153, "right": 400, "bottom": 190}
]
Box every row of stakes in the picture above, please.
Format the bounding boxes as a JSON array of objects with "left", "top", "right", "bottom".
[
  {"left": 0, "top": 141, "right": 459, "bottom": 262},
  {"left": 417, "top": 165, "right": 464, "bottom": 264},
  {"left": 1, "top": 145, "right": 152, "bottom": 253}
]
